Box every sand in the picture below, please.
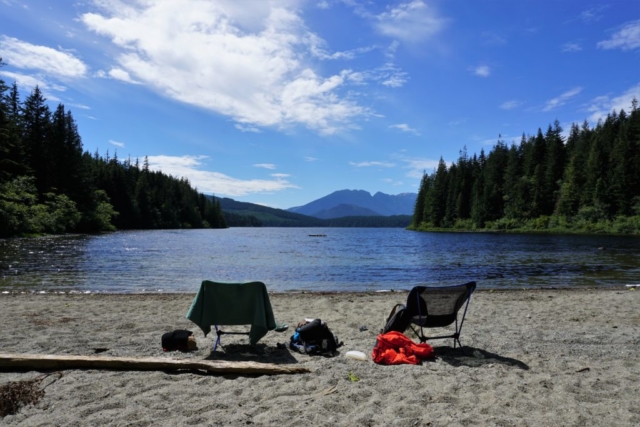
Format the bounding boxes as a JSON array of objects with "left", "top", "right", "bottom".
[{"left": 0, "top": 288, "right": 639, "bottom": 426}]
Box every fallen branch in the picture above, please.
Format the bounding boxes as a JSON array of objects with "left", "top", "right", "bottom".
[{"left": 0, "top": 353, "right": 309, "bottom": 376}]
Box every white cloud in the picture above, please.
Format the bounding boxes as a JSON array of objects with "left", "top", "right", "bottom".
[
  {"left": 304, "top": 156, "right": 318, "bottom": 162},
  {"left": 382, "top": 74, "right": 407, "bottom": 88},
  {"left": 109, "top": 140, "right": 125, "bottom": 148},
  {"left": 308, "top": 36, "right": 377, "bottom": 60},
  {"left": 561, "top": 42, "right": 582, "bottom": 52},
  {"left": 235, "top": 124, "right": 262, "bottom": 133},
  {"left": 389, "top": 123, "right": 420, "bottom": 135},
  {"left": 108, "top": 68, "right": 140, "bottom": 84},
  {"left": 597, "top": 20, "right": 640, "bottom": 51},
  {"left": 0, "top": 71, "right": 48, "bottom": 90},
  {"left": 271, "top": 173, "right": 290, "bottom": 178},
  {"left": 382, "top": 178, "right": 403, "bottom": 186},
  {"left": 481, "top": 32, "right": 507, "bottom": 46},
  {"left": 346, "top": 62, "right": 408, "bottom": 88},
  {"left": 374, "top": 1, "right": 447, "bottom": 43},
  {"left": 586, "top": 83, "right": 640, "bottom": 123},
  {"left": 472, "top": 65, "right": 491, "bottom": 77},
  {"left": 0, "top": 36, "right": 87, "bottom": 78},
  {"left": 349, "top": 161, "right": 396, "bottom": 168},
  {"left": 0, "top": 70, "right": 68, "bottom": 101},
  {"left": 70, "top": 103, "right": 91, "bottom": 110},
  {"left": 500, "top": 100, "right": 522, "bottom": 110},
  {"left": 448, "top": 118, "right": 467, "bottom": 126},
  {"left": 402, "top": 158, "right": 440, "bottom": 178},
  {"left": 254, "top": 163, "right": 276, "bottom": 169},
  {"left": 80, "top": 0, "right": 375, "bottom": 135},
  {"left": 577, "top": 6, "right": 608, "bottom": 24},
  {"left": 147, "top": 155, "right": 299, "bottom": 196},
  {"left": 385, "top": 41, "right": 400, "bottom": 59},
  {"left": 543, "top": 87, "right": 582, "bottom": 112}
]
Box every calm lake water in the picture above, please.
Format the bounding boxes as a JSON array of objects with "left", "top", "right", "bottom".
[{"left": 1, "top": 228, "right": 639, "bottom": 293}]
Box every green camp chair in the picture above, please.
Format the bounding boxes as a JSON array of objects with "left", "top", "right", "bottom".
[{"left": 186, "top": 280, "right": 288, "bottom": 351}]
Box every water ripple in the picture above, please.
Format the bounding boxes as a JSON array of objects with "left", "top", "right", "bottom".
[{"left": 1, "top": 228, "right": 639, "bottom": 293}]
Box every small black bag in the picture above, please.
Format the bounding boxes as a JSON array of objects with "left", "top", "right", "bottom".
[
  {"left": 290, "top": 319, "right": 342, "bottom": 355},
  {"left": 162, "top": 329, "right": 193, "bottom": 351},
  {"left": 382, "top": 303, "right": 411, "bottom": 334}
]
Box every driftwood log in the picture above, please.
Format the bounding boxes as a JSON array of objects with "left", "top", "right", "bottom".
[{"left": 0, "top": 353, "right": 309, "bottom": 376}]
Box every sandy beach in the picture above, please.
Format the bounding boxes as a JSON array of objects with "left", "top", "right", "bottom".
[{"left": 1, "top": 288, "right": 639, "bottom": 426}]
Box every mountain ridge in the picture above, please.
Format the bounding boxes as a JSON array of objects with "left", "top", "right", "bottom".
[{"left": 287, "top": 189, "right": 417, "bottom": 219}]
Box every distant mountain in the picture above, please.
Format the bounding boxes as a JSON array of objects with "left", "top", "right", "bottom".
[
  {"left": 210, "top": 196, "right": 412, "bottom": 227},
  {"left": 215, "top": 197, "right": 325, "bottom": 227},
  {"left": 313, "top": 204, "right": 380, "bottom": 219},
  {"left": 287, "top": 190, "right": 417, "bottom": 219}
]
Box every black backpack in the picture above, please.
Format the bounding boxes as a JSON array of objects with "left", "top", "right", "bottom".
[
  {"left": 382, "top": 303, "right": 411, "bottom": 334},
  {"left": 161, "top": 329, "right": 193, "bottom": 351},
  {"left": 290, "top": 319, "right": 342, "bottom": 355}
]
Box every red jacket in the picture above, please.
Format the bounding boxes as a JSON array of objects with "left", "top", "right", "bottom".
[{"left": 371, "top": 331, "right": 434, "bottom": 365}]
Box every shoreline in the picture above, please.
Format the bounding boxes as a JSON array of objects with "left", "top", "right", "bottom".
[
  {"left": 1, "top": 283, "right": 637, "bottom": 296},
  {"left": 1, "top": 288, "right": 639, "bottom": 425}
]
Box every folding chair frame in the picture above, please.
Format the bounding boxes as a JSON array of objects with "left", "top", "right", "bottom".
[
  {"left": 213, "top": 325, "right": 250, "bottom": 352},
  {"left": 409, "top": 282, "right": 475, "bottom": 349}
]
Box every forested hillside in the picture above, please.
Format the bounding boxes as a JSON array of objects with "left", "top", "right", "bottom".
[
  {"left": 216, "top": 197, "right": 411, "bottom": 227},
  {"left": 411, "top": 102, "right": 640, "bottom": 234},
  {"left": 0, "top": 74, "right": 226, "bottom": 237}
]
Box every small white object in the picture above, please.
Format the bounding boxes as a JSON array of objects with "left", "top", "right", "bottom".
[{"left": 345, "top": 351, "right": 367, "bottom": 361}]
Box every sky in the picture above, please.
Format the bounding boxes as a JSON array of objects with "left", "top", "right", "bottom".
[{"left": 1, "top": 1, "right": 639, "bottom": 209}]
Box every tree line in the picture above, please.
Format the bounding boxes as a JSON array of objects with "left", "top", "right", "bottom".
[
  {"left": 0, "top": 73, "right": 227, "bottom": 237},
  {"left": 411, "top": 101, "right": 640, "bottom": 234}
]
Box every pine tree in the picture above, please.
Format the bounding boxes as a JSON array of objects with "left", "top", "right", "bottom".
[
  {"left": 20, "top": 86, "right": 51, "bottom": 195},
  {"left": 543, "top": 121, "right": 565, "bottom": 215},
  {"left": 429, "top": 158, "right": 449, "bottom": 227},
  {"left": 482, "top": 138, "right": 508, "bottom": 221},
  {"left": 0, "top": 80, "right": 27, "bottom": 182},
  {"left": 503, "top": 143, "right": 523, "bottom": 219},
  {"left": 412, "top": 172, "right": 429, "bottom": 227}
]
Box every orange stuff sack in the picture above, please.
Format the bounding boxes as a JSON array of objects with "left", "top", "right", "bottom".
[{"left": 371, "top": 331, "right": 434, "bottom": 365}]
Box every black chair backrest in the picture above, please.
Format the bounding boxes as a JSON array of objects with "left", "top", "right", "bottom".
[{"left": 406, "top": 281, "right": 476, "bottom": 328}]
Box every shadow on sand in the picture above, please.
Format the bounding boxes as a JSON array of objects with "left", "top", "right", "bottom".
[
  {"left": 205, "top": 342, "right": 300, "bottom": 365},
  {"left": 433, "top": 346, "right": 529, "bottom": 370}
]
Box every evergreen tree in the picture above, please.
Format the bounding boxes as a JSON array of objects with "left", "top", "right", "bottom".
[
  {"left": 411, "top": 100, "right": 640, "bottom": 234},
  {"left": 470, "top": 150, "right": 487, "bottom": 227},
  {"left": 482, "top": 138, "right": 508, "bottom": 221},
  {"left": 454, "top": 147, "right": 473, "bottom": 220},
  {"left": 412, "top": 172, "right": 429, "bottom": 227},
  {"left": 542, "top": 121, "right": 565, "bottom": 215},
  {"left": 20, "top": 86, "right": 51, "bottom": 195},
  {"left": 503, "top": 143, "right": 524, "bottom": 219},
  {"left": 0, "top": 80, "right": 27, "bottom": 182},
  {"left": 429, "top": 158, "right": 449, "bottom": 227}
]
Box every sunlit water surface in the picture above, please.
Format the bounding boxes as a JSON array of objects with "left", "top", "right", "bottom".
[{"left": 1, "top": 228, "right": 639, "bottom": 293}]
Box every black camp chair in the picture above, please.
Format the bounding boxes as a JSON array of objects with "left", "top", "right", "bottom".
[{"left": 402, "top": 281, "right": 476, "bottom": 349}]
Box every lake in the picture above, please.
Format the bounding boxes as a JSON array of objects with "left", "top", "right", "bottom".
[{"left": 1, "top": 228, "right": 639, "bottom": 293}]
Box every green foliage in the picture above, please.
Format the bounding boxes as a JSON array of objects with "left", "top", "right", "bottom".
[
  {"left": 0, "top": 178, "right": 81, "bottom": 236},
  {"left": 42, "top": 193, "right": 81, "bottom": 233},
  {"left": 411, "top": 100, "right": 640, "bottom": 235},
  {"left": 0, "top": 79, "right": 228, "bottom": 237},
  {"left": 0, "top": 176, "right": 41, "bottom": 236}
]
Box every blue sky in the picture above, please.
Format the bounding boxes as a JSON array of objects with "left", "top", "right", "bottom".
[{"left": 1, "top": 1, "right": 639, "bottom": 209}]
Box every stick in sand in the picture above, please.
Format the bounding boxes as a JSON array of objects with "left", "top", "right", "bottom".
[{"left": 0, "top": 353, "right": 309, "bottom": 376}]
